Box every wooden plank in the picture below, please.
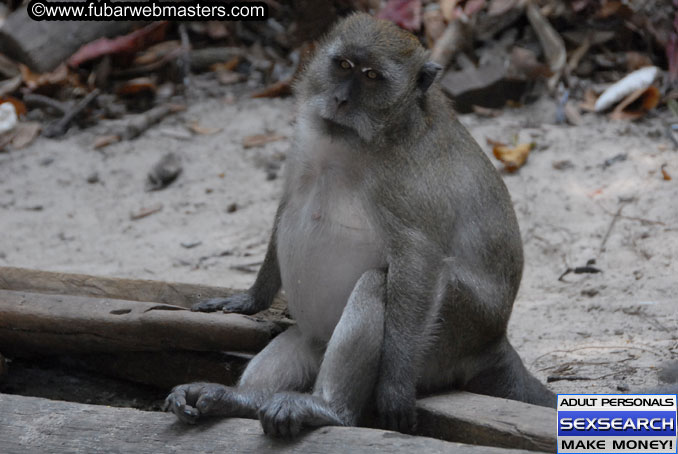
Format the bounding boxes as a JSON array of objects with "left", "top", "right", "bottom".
[
  {"left": 416, "top": 392, "right": 557, "bottom": 452},
  {"left": 0, "top": 393, "right": 544, "bottom": 454},
  {"left": 0, "top": 289, "right": 276, "bottom": 355},
  {"left": 0, "top": 266, "right": 238, "bottom": 308}
]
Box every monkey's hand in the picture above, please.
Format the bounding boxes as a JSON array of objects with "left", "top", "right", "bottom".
[
  {"left": 164, "top": 382, "right": 232, "bottom": 424},
  {"left": 191, "top": 293, "right": 260, "bottom": 314},
  {"left": 375, "top": 379, "right": 417, "bottom": 433}
]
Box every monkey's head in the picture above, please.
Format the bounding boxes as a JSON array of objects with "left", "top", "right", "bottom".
[{"left": 297, "top": 13, "right": 442, "bottom": 143}]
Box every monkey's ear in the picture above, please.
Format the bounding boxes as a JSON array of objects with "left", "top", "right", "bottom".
[{"left": 417, "top": 61, "right": 442, "bottom": 93}]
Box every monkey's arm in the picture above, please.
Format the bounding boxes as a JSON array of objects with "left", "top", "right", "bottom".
[
  {"left": 191, "top": 203, "right": 284, "bottom": 315},
  {"left": 375, "top": 234, "right": 442, "bottom": 432}
]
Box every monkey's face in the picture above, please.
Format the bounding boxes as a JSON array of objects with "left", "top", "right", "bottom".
[{"left": 297, "top": 13, "right": 440, "bottom": 144}]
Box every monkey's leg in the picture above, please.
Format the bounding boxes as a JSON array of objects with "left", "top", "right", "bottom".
[
  {"left": 463, "top": 336, "right": 556, "bottom": 408},
  {"left": 165, "top": 325, "right": 322, "bottom": 423},
  {"left": 258, "top": 269, "right": 386, "bottom": 438}
]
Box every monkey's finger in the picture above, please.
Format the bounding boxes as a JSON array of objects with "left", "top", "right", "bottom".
[
  {"left": 195, "top": 386, "right": 226, "bottom": 415},
  {"left": 176, "top": 404, "right": 200, "bottom": 424}
]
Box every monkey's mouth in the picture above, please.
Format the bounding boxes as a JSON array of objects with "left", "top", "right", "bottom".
[{"left": 321, "top": 116, "right": 354, "bottom": 136}]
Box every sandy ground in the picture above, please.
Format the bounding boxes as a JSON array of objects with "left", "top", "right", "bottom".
[{"left": 0, "top": 75, "right": 676, "bottom": 396}]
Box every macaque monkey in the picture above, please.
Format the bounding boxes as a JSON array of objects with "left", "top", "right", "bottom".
[{"left": 165, "top": 12, "right": 555, "bottom": 437}]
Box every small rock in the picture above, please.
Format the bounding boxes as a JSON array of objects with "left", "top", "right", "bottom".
[
  {"left": 552, "top": 160, "right": 574, "bottom": 170},
  {"left": 227, "top": 202, "right": 238, "bottom": 213},
  {"left": 181, "top": 240, "right": 202, "bottom": 249},
  {"left": 581, "top": 288, "right": 599, "bottom": 297},
  {"left": 86, "top": 172, "right": 100, "bottom": 184},
  {"left": 147, "top": 152, "right": 182, "bottom": 191}
]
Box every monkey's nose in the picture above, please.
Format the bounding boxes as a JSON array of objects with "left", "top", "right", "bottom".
[{"left": 334, "top": 96, "right": 348, "bottom": 109}]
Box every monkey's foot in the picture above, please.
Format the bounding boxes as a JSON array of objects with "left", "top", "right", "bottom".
[
  {"left": 164, "top": 382, "right": 233, "bottom": 424},
  {"left": 258, "top": 392, "right": 343, "bottom": 438},
  {"left": 376, "top": 385, "right": 417, "bottom": 433},
  {"left": 191, "top": 293, "right": 259, "bottom": 314}
]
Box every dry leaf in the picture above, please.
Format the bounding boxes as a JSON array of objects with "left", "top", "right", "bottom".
[
  {"left": 580, "top": 88, "right": 598, "bottom": 111},
  {"left": 10, "top": 122, "right": 41, "bottom": 148},
  {"left": 0, "top": 96, "right": 26, "bottom": 116},
  {"left": 422, "top": 7, "right": 446, "bottom": 45},
  {"left": 626, "top": 52, "right": 653, "bottom": 72},
  {"left": 487, "top": 0, "right": 520, "bottom": 16},
  {"left": 19, "top": 63, "right": 78, "bottom": 91},
  {"left": 511, "top": 47, "right": 551, "bottom": 79},
  {"left": 609, "top": 85, "right": 660, "bottom": 121},
  {"left": 242, "top": 133, "right": 286, "bottom": 149},
  {"left": 216, "top": 71, "right": 244, "bottom": 85},
  {"left": 133, "top": 40, "right": 181, "bottom": 66},
  {"left": 206, "top": 21, "right": 229, "bottom": 40},
  {"left": 93, "top": 134, "right": 121, "bottom": 149},
  {"left": 68, "top": 22, "right": 169, "bottom": 67},
  {"left": 130, "top": 203, "right": 163, "bottom": 220},
  {"left": 492, "top": 142, "right": 534, "bottom": 172},
  {"left": 116, "top": 77, "right": 157, "bottom": 95},
  {"left": 526, "top": 2, "right": 566, "bottom": 74},
  {"left": 209, "top": 57, "right": 240, "bottom": 72},
  {"left": 564, "top": 102, "right": 583, "bottom": 126},
  {"left": 463, "top": 0, "right": 486, "bottom": 16},
  {"left": 189, "top": 122, "right": 222, "bottom": 135},
  {"left": 486, "top": 137, "right": 507, "bottom": 148},
  {"left": 472, "top": 105, "right": 502, "bottom": 117},
  {"left": 251, "top": 79, "right": 293, "bottom": 98},
  {"left": 441, "top": 0, "right": 460, "bottom": 21},
  {"left": 0, "top": 75, "right": 22, "bottom": 98},
  {"left": 661, "top": 164, "right": 672, "bottom": 181},
  {"left": 377, "top": 0, "right": 422, "bottom": 31}
]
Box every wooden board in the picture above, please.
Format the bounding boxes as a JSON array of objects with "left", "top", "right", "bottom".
[
  {"left": 0, "top": 266, "right": 238, "bottom": 308},
  {"left": 0, "top": 393, "right": 545, "bottom": 454},
  {"left": 0, "top": 289, "right": 276, "bottom": 355},
  {"left": 417, "top": 392, "right": 557, "bottom": 452}
]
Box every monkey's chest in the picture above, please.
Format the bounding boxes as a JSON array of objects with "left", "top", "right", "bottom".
[{"left": 277, "top": 184, "right": 384, "bottom": 342}]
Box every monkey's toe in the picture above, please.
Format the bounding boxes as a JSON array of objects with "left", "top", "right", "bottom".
[
  {"left": 191, "top": 298, "right": 230, "bottom": 312},
  {"left": 165, "top": 391, "right": 201, "bottom": 424},
  {"left": 191, "top": 293, "right": 259, "bottom": 314},
  {"left": 377, "top": 397, "right": 417, "bottom": 433},
  {"left": 259, "top": 392, "right": 344, "bottom": 438},
  {"left": 259, "top": 393, "right": 300, "bottom": 438}
]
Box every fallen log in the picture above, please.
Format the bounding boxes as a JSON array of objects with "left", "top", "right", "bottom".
[
  {"left": 0, "top": 7, "right": 137, "bottom": 73},
  {"left": 0, "top": 266, "right": 237, "bottom": 308},
  {"left": 417, "top": 392, "right": 556, "bottom": 452},
  {"left": 0, "top": 393, "right": 544, "bottom": 454},
  {"left": 0, "top": 289, "right": 277, "bottom": 355}
]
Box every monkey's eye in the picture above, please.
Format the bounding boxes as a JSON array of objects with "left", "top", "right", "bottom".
[
  {"left": 364, "top": 69, "right": 380, "bottom": 80},
  {"left": 338, "top": 59, "right": 352, "bottom": 70}
]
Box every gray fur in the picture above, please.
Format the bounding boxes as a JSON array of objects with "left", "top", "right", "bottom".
[{"left": 168, "top": 13, "right": 554, "bottom": 437}]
